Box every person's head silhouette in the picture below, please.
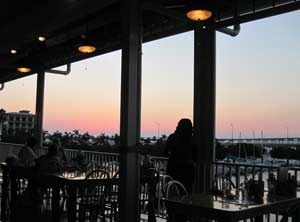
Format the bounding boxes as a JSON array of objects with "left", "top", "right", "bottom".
[
  {"left": 175, "top": 118, "right": 193, "bottom": 136},
  {"left": 48, "top": 144, "right": 58, "bottom": 156}
]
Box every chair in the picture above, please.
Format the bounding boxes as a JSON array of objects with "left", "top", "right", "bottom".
[
  {"left": 105, "top": 171, "right": 119, "bottom": 221},
  {"left": 157, "top": 175, "right": 173, "bottom": 217},
  {"left": 211, "top": 176, "right": 236, "bottom": 196},
  {"left": 165, "top": 180, "right": 188, "bottom": 200},
  {"left": 106, "top": 162, "right": 119, "bottom": 178},
  {"left": 60, "top": 165, "right": 83, "bottom": 212},
  {"left": 86, "top": 162, "right": 102, "bottom": 176},
  {"left": 85, "top": 169, "right": 110, "bottom": 179},
  {"left": 140, "top": 168, "right": 160, "bottom": 222},
  {"left": 78, "top": 169, "right": 110, "bottom": 222},
  {"left": 165, "top": 180, "right": 188, "bottom": 222},
  {"left": 161, "top": 175, "right": 174, "bottom": 197},
  {"left": 111, "top": 170, "right": 119, "bottom": 179},
  {"left": 62, "top": 165, "right": 82, "bottom": 178}
]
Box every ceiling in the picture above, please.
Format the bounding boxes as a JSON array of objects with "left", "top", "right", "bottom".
[{"left": 0, "top": 0, "right": 299, "bottom": 83}]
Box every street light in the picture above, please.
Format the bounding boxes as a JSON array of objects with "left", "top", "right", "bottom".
[
  {"left": 253, "top": 130, "right": 255, "bottom": 157},
  {"left": 230, "top": 123, "right": 234, "bottom": 145},
  {"left": 154, "top": 122, "right": 160, "bottom": 139}
]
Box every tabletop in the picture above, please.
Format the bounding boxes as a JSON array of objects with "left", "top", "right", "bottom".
[{"left": 166, "top": 193, "right": 300, "bottom": 222}]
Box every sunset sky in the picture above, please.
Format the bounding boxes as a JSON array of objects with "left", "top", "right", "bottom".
[{"left": 1, "top": 11, "right": 300, "bottom": 138}]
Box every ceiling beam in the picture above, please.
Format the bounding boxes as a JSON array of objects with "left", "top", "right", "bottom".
[
  {"left": 0, "top": 21, "right": 193, "bottom": 84},
  {"left": 215, "top": 1, "right": 300, "bottom": 29}
]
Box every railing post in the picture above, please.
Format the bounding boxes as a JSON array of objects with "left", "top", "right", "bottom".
[
  {"left": 236, "top": 165, "right": 240, "bottom": 188},
  {"left": 1, "top": 164, "right": 9, "bottom": 221},
  {"left": 10, "top": 169, "right": 18, "bottom": 222}
]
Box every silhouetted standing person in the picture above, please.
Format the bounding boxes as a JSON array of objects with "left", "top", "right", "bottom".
[{"left": 166, "top": 118, "right": 196, "bottom": 193}]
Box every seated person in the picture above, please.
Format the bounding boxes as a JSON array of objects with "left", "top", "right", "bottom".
[
  {"left": 73, "top": 150, "right": 87, "bottom": 171},
  {"left": 6, "top": 154, "right": 19, "bottom": 168},
  {"left": 53, "top": 139, "right": 67, "bottom": 164},
  {"left": 36, "top": 144, "right": 63, "bottom": 175},
  {"left": 18, "top": 137, "right": 37, "bottom": 167}
]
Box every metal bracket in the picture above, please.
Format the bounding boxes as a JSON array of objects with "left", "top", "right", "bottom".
[
  {"left": 218, "top": 24, "right": 241, "bottom": 37},
  {"left": 45, "top": 63, "right": 71, "bottom": 75}
]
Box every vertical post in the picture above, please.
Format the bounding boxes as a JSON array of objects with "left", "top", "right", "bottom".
[
  {"left": 193, "top": 23, "right": 216, "bottom": 193},
  {"left": 1, "top": 164, "right": 9, "bottom": 221},
  {"left": 35, "top": 72, "right": 45, "bottom": 150},
  {"left": 119, "top": 0, "right": 142, "bottom": 221}
]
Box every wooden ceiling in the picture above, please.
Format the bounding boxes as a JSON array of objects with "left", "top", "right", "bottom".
[{"left": 0, "top": 0, "right": 299, "bottom": 83}]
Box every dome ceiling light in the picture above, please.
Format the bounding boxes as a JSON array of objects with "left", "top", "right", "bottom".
[
  {"left": 17, "top": 67, "right": 31, "bottom": 73},
  {"left": 78, "top": 45, "right": 96, "bottom": 53},
  {"left": 77, "top": 34, "right": 96, "bottom": 54},
  {"left": 10, "top": 49, "right": 18, "bottom": 54},
  {"left": 38, "top": 36, "right": 46, "bottom": 42},
  {"left": 186, "top": 0, "right": 212, "bottom": 21}
]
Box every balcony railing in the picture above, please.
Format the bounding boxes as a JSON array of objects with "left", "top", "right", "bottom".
[{"left": 1, "top": 142, "right": 300, "bottom": 221}]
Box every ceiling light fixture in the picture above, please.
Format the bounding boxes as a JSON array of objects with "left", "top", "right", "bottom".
[
  {"left": 186, "top": 1, "right": 212, "bottom": 21},
  {"left": 78, "top": 45, "right": 96, "bottom": 53},
  {"left": 17, "top": 67, "right": 31, "bottom": 73},
  {"left": 78, "top": 34, "right": 96, "bottom": 53},
  {"left": 10, "top": 49, "right": 18, "bottom": 54},
  {"left": 38, "top": 36, "right": 46, "bottom": 42}
]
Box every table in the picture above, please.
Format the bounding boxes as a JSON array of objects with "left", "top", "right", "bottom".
[
  {"left": 166, "top": 193, "right": 300, "bottom": 222},
  {"left": 60, "top": 174, "right": 119, "bottom": 222},
  {"left": 1, "top": 164, "right": 158, "bottom": 222},
  {"left": 3, "top": 167, "right": 118, "bottom": 222},
  {"left": 49, "top": 174, "right": 118, "bottom": 222}
]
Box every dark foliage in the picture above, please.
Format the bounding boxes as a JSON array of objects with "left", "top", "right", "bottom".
[
  {"left": 3, "top": 127, "right": 297, "bottom": 161},
  {"left": 270, "top": 146, "right": 300, "bottom": 160}
]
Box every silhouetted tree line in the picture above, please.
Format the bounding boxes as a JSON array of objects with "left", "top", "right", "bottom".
[
  {"left": 44, "top": 130, "right": 121, "bottom": 153},
  {"left": 2, "top": 129, "right": 297, "bottom": 160},
  {"left": 1, "top": 129, "right": 34, "bottom": 145}
]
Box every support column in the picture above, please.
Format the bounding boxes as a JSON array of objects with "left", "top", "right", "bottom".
[
  {"left": 35, "top": 72, "right": 45, "bottom": 150},
  {"left": 119, "top": 0, "right": 142, "bottom": 221},
  {"left": 193, "top": 24, "right": 216, "bottom": 193}
]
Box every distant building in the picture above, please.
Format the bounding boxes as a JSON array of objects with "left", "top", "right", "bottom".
[{"left": 2, "top": 110, "right": 35, "bottom": 136}]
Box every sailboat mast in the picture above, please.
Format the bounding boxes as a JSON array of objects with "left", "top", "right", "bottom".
[
  {"left": 238, "top": 132, "right": 241, "bottom": 159},
  {"left": 253, "top": 130, "right": 255, "bottom": 158}
]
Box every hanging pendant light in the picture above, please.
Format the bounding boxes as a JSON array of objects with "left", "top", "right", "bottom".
[
  {"left": 17, "top": 67, "right": 31, "bottom": 73},
  {"left": 16, "top": 57, "right": 34, "bottom": 73},
  {"left": 78, "top": 32, "right": 96, "bottom": 54},
  {"left": 38, "top": 36, "right": 46, "bottom": 42},
  {"left": 10, "top": 49, "right": 18, "bottom": 54},
  {"left": 186, "top": 0, "right": 212, "bottom": 21},
  {"left": 78, "top": 2, "right": 96, "bottom": 54},
  {"left": 78, "top": 44, "right": 96, "bottom": 53}
]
